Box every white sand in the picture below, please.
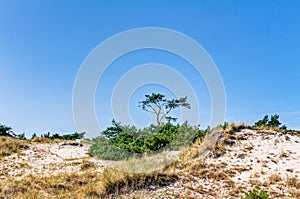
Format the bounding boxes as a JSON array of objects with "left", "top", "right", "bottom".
[{"left": 0, "top": 141, "right": 112, "bottom": 179}]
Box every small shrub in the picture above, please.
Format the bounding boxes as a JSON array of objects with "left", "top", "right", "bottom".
[
  {"left": 254, "top": 115, "right": 269, "bottom": 128},
  {"left": 170, "top": 122, "right": 206, "bottom": 150},
  {"left": 253, "top": 114, "right": 286, "bottom": 130},
  {"left": 244, "top": 188, "right": 269, "bottom": 199},
  {"left": 0, "top": 124, "right": 15, "bottom": 137},
  {"left": 0, "top": 123, "right": 27, "bottom": 139},
  {"left": 39, "top": 132, "right": 85, "bottom": 140}
]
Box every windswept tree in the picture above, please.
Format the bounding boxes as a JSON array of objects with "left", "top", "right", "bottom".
[{"left": 139, "top": 93, "right": 191, "bottom": 125}]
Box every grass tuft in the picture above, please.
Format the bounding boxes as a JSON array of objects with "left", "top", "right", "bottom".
[
  {"left": 0, "top": 136, "right": 30, "bottom": 158},
  {"left": 100, "top": 168, "right": 178, "bottom": 196}
]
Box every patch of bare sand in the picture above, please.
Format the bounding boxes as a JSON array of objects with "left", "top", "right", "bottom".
[{"left": 0, "top": 141, "right": 113, "bottom": 180}]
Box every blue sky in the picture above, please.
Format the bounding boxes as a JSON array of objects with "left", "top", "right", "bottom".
[{"left": 0, "top": 0, "right": 299, "bottom": 137}]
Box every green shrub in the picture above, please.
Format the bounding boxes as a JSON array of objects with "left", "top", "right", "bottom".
[
  {"left": 253, "top": 114, "right": 286, "bottom": 130},
  {"left": 0, "top": 123, "right": 15, "bottom": 137},
  {"left": 88, "top": 136, "right": 131, "bottom": 160},
  {"left": 169, "top": 122, "right": 205, "bottom": 150},
  {"left": 88, "top": 120, "right": 207, "bottom": 160},
  {"left": 0, "top": 123, "right": 26, "bottom": 139},
  {"left": 244, "top": 189, "right": 269, "bottom": 199},
  {"left": 39, "top": 132, "right": 85, "bottom": 140}
]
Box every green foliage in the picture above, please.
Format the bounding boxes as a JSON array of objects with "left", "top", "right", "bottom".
[
  {"left": 31, "top": 133, "right": 37, "bottom": 139},
  {"left": 253, "top": 114, "right": 286, "bottom": 129},
  {"left": 40, "top": 132, "right": 85, "bottom": 140},
  {"left": 41, "top": 132, "right": 50, "bottom": 138},
  {"left": 169, "top": 122, "right": 206, "bottom": 150},
  {"left": 16, "top": 132, "right": 26, "bottom": 140},
  {"left": 254, "top": 115, "right": 269, "bottom": 127},
  {"left": 89, "top": 120, "right": 207, "bottom": 160},
  {"left": 102, "top": 119, "right": 122, "bottom": 139},
  {"left": 0, "top": 123, "right": 26, "bottom": 139},
  {"left": 0, "top": 123, "right": 15, "bottom": 137},
  {"left": 217, "top": 122, "right": 229, "bottom": 130},
  {"left": 139, "top": 93, "right": 191, "bottom": 125},
  {"left": 244, "top": 189, "right": 269, "bottom": 199},
  {"left": 268, "top": 114, "right": 281, "bottom": 128},
  {"left": 88, "top": 137, "right": 131, "bottom": 160}
]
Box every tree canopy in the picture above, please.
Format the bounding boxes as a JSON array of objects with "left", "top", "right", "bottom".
[{"left": 139, "top": 93, "right": 191, "bottom": 125}]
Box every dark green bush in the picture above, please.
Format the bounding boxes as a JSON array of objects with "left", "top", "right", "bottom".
[
  {"left": 253, "top": 114, "right": 286, "bottom": 130},
  {"left": 0, "top": 123, "right": 27, "bottom": 139},
  {"left": 0, "top": 123, "right": 15, "bottom": 137},
  {"left": 88, "top": 120, "right": 207, "bottom": 160},
  {"left": 88, "top": 136, "right": 131, "bottom": 160},
  {"left": 39, "top": 132, "right": 85, "bottom": 140}
]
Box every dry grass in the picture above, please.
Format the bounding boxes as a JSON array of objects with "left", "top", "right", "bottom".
[
  {"left": 224, "top": 122, "right": 251, "bottom": 134},
  {"left": 0, "top": 168, "right": 178, "bottom": 198},
  {"left": 168, "top": 130, "right": 238, "bottom": 197},
  {"left": 112, "top": 150, "right": 178, "bottom": 174},
  {"left": 179, "top": 130, "right": 223, "bottom": 163},
  {"left": 252, "top": 124, "right": 287, "bottom": 133},
  {"left": 286, "top": 176, "right": 300, "bottom": 188},
  {"left": 80, "top": 159, "right": 98, "bottom": 171},
  {"left": 211, "top": 141, "right": 226, "bottom": 158},
  {"left": 31, "top": 137, "right": 72, "bottom": 143},
  {"left": 0, "top": 171, "right": 103, "bottom": 198},
  {"left": 269, "top": 173, "right": 282, "bottom": 184},
  {"left": 288, "top": 189, "right": 300, "bottom": 198},
  {"left": 100, "top": 168, "right": 178, "bottom": 197},
  {"left": 0, "top": 136, "right": 30, "bottom": 158},
  {"left": 249, "top": 179, "right": 263, "bottom": 187},
  {"left": 0, "top": 148, "right": 179, "bottom": 198}
]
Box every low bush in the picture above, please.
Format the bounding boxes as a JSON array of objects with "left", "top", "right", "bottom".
[
  {"left": 253, "top": 114, "right": 286, "bottom": 130},
  {"left": 88, "top": 136, "right": 132, "bottom": 160},
  {"left": 89, "top": 120, "right": 207, "bottom": 160},
  {"left": 0, "top": 123, "right": 15, "bottom": 137},
  {"left": 0, "top": 123, "right": 26, "bottom": 139},
  {"left": 39, "top": 132, "right": 85, "bottom": 140}
]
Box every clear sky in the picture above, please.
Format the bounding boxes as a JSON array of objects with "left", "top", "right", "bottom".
[{"left": 1, "top": 0, "right": 299, "bottom": 137}]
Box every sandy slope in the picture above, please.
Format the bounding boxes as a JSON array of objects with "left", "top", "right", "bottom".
[
  {"left": 0, "top": 141, "right": 112, "bottom": 180},
  {"left": 142, "top": 129, "right": 300, "bottom": 198},
  {"left": 1, "top": 129, "right": 300, "bottom": 198}
]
